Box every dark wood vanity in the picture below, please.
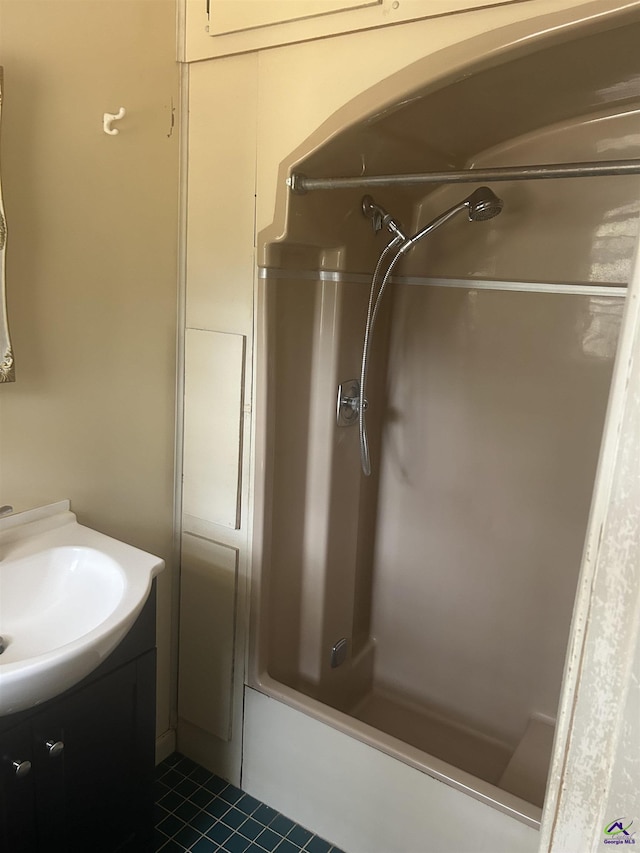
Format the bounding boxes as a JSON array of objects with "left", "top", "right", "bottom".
[{"left": 0, "top": 585, "right": 157, "bottom": 853}]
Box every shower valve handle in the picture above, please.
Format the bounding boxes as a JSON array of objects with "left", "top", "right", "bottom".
[
  {"left": 341, "top": 394, "right": 366, "bottom": 413},
  {"left": 337, "top": 380, "right": 366, "bottom": 427}
]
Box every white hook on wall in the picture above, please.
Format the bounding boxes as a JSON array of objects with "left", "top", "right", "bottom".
[{"left": 103, "top": 107, "right": 126, "bottom": 136}]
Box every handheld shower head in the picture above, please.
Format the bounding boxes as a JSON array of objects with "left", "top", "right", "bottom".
[
  {"left": 401, "top": 185, "right": 504, "bottom": 251},
  {"left": 465, "top": 186, "right": 504, "bottom": 221}
]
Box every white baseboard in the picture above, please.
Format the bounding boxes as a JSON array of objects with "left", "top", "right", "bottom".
[{"left": 156, "top": 727, "right": 177, "bottom": 764}]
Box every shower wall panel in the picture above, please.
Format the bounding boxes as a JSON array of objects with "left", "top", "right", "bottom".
[
  {"left": 370, "top": 283, "right": 621, "bottom": 744},
  {"left": 265, "top": 272, "right": 391, "bottom": 710},
  {"left": 404, "top": 107, "right": 640, "bottom": 284}
]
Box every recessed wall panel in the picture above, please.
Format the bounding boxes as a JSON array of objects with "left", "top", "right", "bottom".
[
  {"left": 179, "top": 533, "right": 239, "bottom": 741},
  {"left": 183, "top": 328, "right": 245, "bottom": 528},
  {"left": 187, "top": 57, "right": 257, "bottom": 335}
]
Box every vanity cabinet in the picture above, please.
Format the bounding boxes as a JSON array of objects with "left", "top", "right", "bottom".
[{"left": 0, "top": 586, "right": 157, "bottom": 853}]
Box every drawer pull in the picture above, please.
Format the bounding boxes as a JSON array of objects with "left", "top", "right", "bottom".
[
  {"left": 46, "top": 740, "right": 65, "bottom": 758},
  {"left": 12, "top": 760, "right": 32, "bottom": 778}
]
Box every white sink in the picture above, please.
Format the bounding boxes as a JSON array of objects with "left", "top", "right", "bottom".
[{"left": 0, "top": 501, "right": 164, "bottom": 716}]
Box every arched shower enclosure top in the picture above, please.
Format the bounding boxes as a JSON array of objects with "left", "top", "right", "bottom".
[{"left": 250, "top": 4, "right": 640, "bottom": 831}]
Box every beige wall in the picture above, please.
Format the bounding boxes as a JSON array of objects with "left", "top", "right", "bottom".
[{"left": 0, "top": 0, "right": 180, "bottom": 739}]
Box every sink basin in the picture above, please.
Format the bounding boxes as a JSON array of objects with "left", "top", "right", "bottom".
[{"left": 0, "top": 501, "right": 164, "bottom": 716}]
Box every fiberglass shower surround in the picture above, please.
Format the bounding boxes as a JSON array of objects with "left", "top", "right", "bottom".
[
  {"left": 357, "top": 187, "right": 504, "bottom": 475},
  {"left": 254, "top": 14, "right": 640, "bottom": 841}
]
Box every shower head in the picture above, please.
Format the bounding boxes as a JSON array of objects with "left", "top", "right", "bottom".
[
  {"left": 401, "top": 185, "right": 504, "bottom": 251},
  {"left": 465, "top": 186, "right": 504, "bottom": 221},
  {"left": 361, "top": 186, "right": 503, "bottom": 253}
]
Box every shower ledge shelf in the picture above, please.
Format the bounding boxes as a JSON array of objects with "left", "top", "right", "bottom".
[{"left": 258, "top": 268, "right": 628, "bottom": 296}]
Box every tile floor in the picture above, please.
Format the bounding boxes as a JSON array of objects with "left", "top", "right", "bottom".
[{"left": 155, "top": 753, "right": 346, "bottom": 853}]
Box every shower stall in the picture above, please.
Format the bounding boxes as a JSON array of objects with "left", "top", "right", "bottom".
[{"left": 249, "top": 4, "right": 640, "bottom": 838}]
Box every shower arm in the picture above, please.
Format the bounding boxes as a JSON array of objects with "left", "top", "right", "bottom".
[{"left": 287, "top": 158, "right": 640, "bottom": 193}]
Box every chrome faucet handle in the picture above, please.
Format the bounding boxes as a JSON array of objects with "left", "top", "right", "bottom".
[{"left": 0, "top": 505, "right": 13, "bottom": 516}]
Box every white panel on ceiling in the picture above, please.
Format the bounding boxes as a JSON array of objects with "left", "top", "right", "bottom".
[
  {"left": 183, "top": 328, "right": 245, "bottom": 528},
  {"left": 179, "top": 533, "right": 239, "bottom": 741}
]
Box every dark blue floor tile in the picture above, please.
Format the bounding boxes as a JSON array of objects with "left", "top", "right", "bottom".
[
  {"left": 306, "top": 837, "right": 332, "bottom": 853},
  {"left": 220, "top": 784, "right": 244, "bottom": 805},
  {"left": 236, "top": 793, "right": 261, "bottom": 815},
  {"left": 275, "top": 840, "right": 299, "bottom": 853},
  {"left": 190, "top": 809, "right": 219, "bottom": 834},
  {"left": 191, "top": 836, "right": 220, "bottom": 853},
  {"left": 271, "top": 815, "right": 296, "bottom": 836},
  {"left": 206, "top": 821, "right": 235, "bottom": 845},
  {"left": 238, "top": 818, "right": 264, "bottom": 841},
  {"left": 255, "top": 828, "right": 283, "bottom": 851},
  {"left": 157, "top": 812, "right": 186, "bottom": 838},
  {"left": 175, "top": 776, "right": 200, "bottom": 798},
  {"left": 159, "top": 768, "right": 184, "bottom": 789},
  {"left": 253, "top": 804, "right": 278, "bottom": 826},
  {"left": 204, "top": 798, "right": 233, "bottom": 819},
  {"left": 204, "top": 775, "right": 229, "bottom": 795},
  {"left": 191, "top": 765, "right": 215, "bottom": 785},
  {"left": 174, "top": 798, "right": 201, "bottom": 822},
  {"left": 221, "top": 807, "right": 248, "bottom": 830},
  {"left": 154, "top": 754, "right": 342, "bottom": 853},
  {"left": 221, "top": 833, "right": 252, "bottom": 853},
  {"left": 174, "top": 823, "right": 202, "bottom": 849},
  {"left": 191, "top": 786, "right": 215, "bottom": 809},
  {"left": 175, "top": 756, "right": 200, "bottom": 775},
  {"left": 159, "top": 789, "right": 186, "bottom": 813},
  {"left": 287, "top": 826, "right": 313, "bottom": 848}
]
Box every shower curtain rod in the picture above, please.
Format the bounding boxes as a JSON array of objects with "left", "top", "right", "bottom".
[{"left": 287, "top": 158, "right": 640, "bottom": 193}]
